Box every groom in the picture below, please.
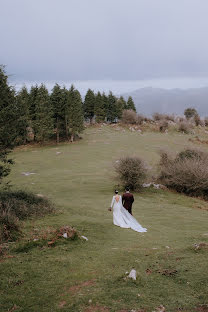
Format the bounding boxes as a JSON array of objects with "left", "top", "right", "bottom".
[{"left": 122, "top": 187, "right": 134, "bottom": 215}]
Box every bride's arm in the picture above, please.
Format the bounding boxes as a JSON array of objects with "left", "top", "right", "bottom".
[{"left": 109, "top": 196, "right": 114, "bottom": 211}]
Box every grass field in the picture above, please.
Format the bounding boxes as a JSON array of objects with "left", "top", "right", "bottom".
[{"left": 1, "top": 125, "right": 208, "bottom": 312}]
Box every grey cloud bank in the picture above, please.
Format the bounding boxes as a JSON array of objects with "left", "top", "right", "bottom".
[{"left": 1, "top": 0, "right": 208, "bottom": 87}]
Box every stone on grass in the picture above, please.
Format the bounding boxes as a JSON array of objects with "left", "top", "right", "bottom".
[
  {"left": 62, "top": 233, "right": 68, "bottom": 238},
  {"left": 21, "top": 172, "right": 36, "bottom": 176},
  {"left": 81, "top": 236, "right": 88, "bottom": 241},
  {"left": 128, "top": 269, "right": 137, "bottom": 280}
]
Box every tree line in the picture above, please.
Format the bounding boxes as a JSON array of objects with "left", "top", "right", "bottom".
[{"left": 1, "top": 68, "right": 136, "bottom": 146}]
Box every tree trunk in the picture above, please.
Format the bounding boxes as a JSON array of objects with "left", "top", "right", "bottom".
[{"left": 70, "top": 134, "right": 74, "bottom": 142}]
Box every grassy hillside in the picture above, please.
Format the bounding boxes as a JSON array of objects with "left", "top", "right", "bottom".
[{"left": 1, "top": 125, "right": 208, "bottom": 312}]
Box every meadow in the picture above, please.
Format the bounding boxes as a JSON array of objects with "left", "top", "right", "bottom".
[{"left": 1, "top": 125, "right": 208, "bottom": 312}]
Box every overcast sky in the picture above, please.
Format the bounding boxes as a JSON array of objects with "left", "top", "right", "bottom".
[{"left": 1, "top": 0, "right": 208, "bottom": 92}]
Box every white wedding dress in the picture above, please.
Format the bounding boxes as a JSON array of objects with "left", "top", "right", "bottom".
[{"left": 110, "top": 195, "right": 147, "bottom": 233}]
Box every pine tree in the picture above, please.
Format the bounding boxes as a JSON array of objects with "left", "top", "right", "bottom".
[
  {"left": 184, "top": 108, "right": 198, "bottom": 120},
  {"left": 119, "top": 96, "right": 127, "bottom": 109},
  {"left": 107, "top": 91, "right": 117, "bottom": 122},
  {"left": 126, "top": 96, "right": 136, "bottom": 112},
  {"left": 16, "top": 86, "right": 30, "bottom": 144},
  {"left": 116, "top": 96, "right": 126, "bottom": 119},
  {"left": 0, "top": 66, "right": 18, "bottom": 182},
  {"left": 94, "top": 92, "right": 106, "bottom": 123},
  {"left": 28, "top": 84, "right": 39, "bottom": 121},
  {"left": 102, "top": 92, "right": 109, "bottom": 122},
  {"left": 33, "top": 84, "right": 54, "bottom": 142},
  {"left": 50, "top": 84, "right": 66, "bottom": 143},
  {"left": 83, "top": 89, "right": 95, "bottom": 123},
  {"left": 68, "top": 86, "right": 84, "bottom": 142}
]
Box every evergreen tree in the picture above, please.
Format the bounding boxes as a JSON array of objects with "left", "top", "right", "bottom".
[
  {"left": 127, "top": 96, "right": 136, "bottom": 112},
  {"left": 16, "top": 86, "right": 30, "bottom": 144},
  {"left": 68, "top": 86, "right": 84, "bottom": 142},
  {"left": 116, "top": 96, "right": 126, "bottom": 119},
  {"left": 184, "top": 108, "right": 198, "bottom": 120},
  {"left": 28, "top": 84, "right": 39, "bottom": 121},
  {"left": 94, "top": 92, "right": 106, "bottom": 123},
  {"left": 0, "top": 66, "right": 18, "bottom": 182},
  {"left": 119, "top": 96, "right": 127, "bottom": 109},
  {"left": 102, "top": 92, "right": 109, "bottom": 122},
  {"left": 50, "top": 84, "right": 65, "bottom": 143},
  {"left": 83, "top": 89, "right": 95, "bottom": 123},
  {"left": 107, "top": 91, "right": 117, "bottom": 122},
  {"left": 33, "top": 84, "right": 53, "bottom": 142}
]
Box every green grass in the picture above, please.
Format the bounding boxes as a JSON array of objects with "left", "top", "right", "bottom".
[{"left": 1, "top": 125, "right": 208, "bottom": 312}]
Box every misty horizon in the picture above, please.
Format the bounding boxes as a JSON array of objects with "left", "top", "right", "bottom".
[{"left": 9, "top": 76, "right": 208, "bottom": 96}]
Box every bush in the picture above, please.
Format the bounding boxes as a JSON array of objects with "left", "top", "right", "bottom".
[
  {"left": 158, "top": 148, "right": 208, "bottom": 199},
  {"left": 0, "top": 190, "right": 55, "bottom": 242},
  {"left": 184, "top": 108, "right": 198, "bottom": 120},
  {"left": 137, "top": 114, "right": 145, "bottom": 125},
  {"left": 152, "top": 113, "right": 175, "bottom": 122},
  {"left": 204, "top": 117, "right": 208, "bottom": 126},
  {"left": 158, "top": 119, "right": 168, "bottom": 132},
  {"left": 115, "top": 156, "right": 147, "bottom": 191},
  {"left": 122, "top": 110, "right": 138, "bottom": 124},
  {"left": 194, "top": 114, "right": 204, "bottom": 127},
  {"left": 178, "top": 121, "right": 192, "bottom": 134}
]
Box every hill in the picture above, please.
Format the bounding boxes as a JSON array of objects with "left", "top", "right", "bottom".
[
  {"left": 1, "top": 125, "right": 208, "bottom": 311},
  {"left": 122, "top": 86, "right": 208, "bottom": 116}
]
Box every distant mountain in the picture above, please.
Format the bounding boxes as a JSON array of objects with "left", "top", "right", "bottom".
[{"left": 122, "top": 87, "right": 208, "bottom": 116}]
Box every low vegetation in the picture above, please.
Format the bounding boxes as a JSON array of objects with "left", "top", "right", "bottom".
[
  {"left": 178, "top": 120, "right": 192, "bottom": 133},
  {"left": 0, "top": 190, "right": 55, "bottom": 242},
  {"left": 115, "top": 156, "right": 147, "bottom": 190},
  {"left": 158, "top": 148, "right": 208, "bottom": 199}
]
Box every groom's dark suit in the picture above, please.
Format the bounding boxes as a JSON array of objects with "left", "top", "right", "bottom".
[{"left": 122, "top": 192, "right": 134, "bottom": 215}]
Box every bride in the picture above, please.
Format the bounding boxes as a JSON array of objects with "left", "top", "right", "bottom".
[{"left": 109, "top": 190, "right": 147, "bottom": 233}]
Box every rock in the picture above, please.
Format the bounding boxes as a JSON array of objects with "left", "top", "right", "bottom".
[
  {"left": 155, "top": 305, "right": 166, "bottom": 312},
  {"left": 62, "top": 233, "right": 68, "bottom": 238},
  {"left": 21, "top": 172, "right": 36, "bottom": 176},
  {"left": 153, "top": 183, "right": 160, "bottom": 189},
  {"left": 128, "top": 269, "right": 136, "bottom": 280},
  {"left": 56, "top": 151, "right": 61, "bottom": 155},
  {"left": 81, "top": 236, "right": 88, "bottom": 241},
  {"left": 142, "top": 183, "right": 152, "bottom": 188}
]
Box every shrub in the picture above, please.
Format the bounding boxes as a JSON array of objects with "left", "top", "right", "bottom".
[
  {"left": 158, "top": 119, "right": 168, "bottom": 132},
  {"left": 152, "top": 113, "right": 163, "bottom": 121},
  {"left": 137, "top": 114, "right": 145, "bottom": 125},
  {"left": 0, "top": 190, "right": 55, "bottom": 242},
  {"left": 178, "top": 121, "right": 191, "bottom": 134},
  {"left": 184, "top": 108, "right": 198, "bottom": 120},
  {"left": 158, "top": 148, "right": 208, "bottom": 199},
  {"left": 115, "top": 156, "right": 147, "bottom": 191},
  {"left": 204, "top": 117, "right": 208, "bottom": 126},
  {"left": 194, "top": 114, "right": 204, "bottom": 127},
  {"left": 0, "top": 208, "right": 20, "bottom": 241},
  {"left": 152, "top": 113, "right": 175, "bottom": 122},
  {"left": 122, "top": 110, "right": 138, "bottom": 124}
]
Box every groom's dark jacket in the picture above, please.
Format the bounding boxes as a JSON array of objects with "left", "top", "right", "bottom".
[{"left": 122, "top": 192, "right": 134, "bottom": 215}]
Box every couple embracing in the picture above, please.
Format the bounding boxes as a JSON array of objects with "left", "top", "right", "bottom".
[{"left": 109, "top": 187, "right": 147, "bottom": 233}]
